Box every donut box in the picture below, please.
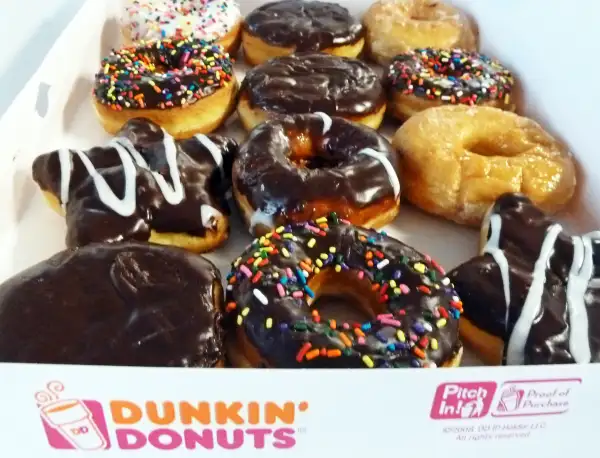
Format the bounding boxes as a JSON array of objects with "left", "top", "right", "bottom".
[{"left": 0, "top": 0, "right": 598, "bottom": 456}]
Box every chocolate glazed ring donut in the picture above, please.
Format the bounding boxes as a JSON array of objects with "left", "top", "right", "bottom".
[
  {"left": 385, "top": 48, "right": 515, "bottom": 121},
  {"left": 237, "top": 53, "right": 387, "bottom": 131},
  {"left": 242, "top": 0, "right": 365, "bottom": 66},
  {"left": 0, "top": 242, "right": 224, "bottom": 366},
  {"left": 448, "top": 193, "right": 600, "bottom": 365},
  {"left": 233, "top": 112, "right": 401, "bottom": 235},
  {"left": 224, "top": 214, "right": 463, "bottom": 368},
  {"left": 32, "top": 118, "right": 238, "bottom": 253}
]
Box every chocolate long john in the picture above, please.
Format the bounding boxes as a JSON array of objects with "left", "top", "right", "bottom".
[{"left": 448, "top": 193, "right": 600, "bottom": 365}]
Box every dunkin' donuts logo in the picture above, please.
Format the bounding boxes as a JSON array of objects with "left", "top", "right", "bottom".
[
  {"left": 36, "top": 382, "right": 309, "bottom": 451},
  {"left": 430, "top": 378, "right": 581, "bottom": 420}
]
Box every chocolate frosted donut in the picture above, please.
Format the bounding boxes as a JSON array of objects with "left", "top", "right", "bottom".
[
  {"left": 224, "top": 214, "right": 463, "bottom": 368},
  {"left": 385, "top": 48, "right": 515, "bottom": 120},
  {"left": 233, "top": 112, "right": 401, "bottom": 234},
  {"left": 0, "top": 242, "right": 224, "bottom": 366},
  {"left": 244, "top": 0, "right": 363, "bottom": 52},
  {"left": 237, "top": 53, "right": 387, "bottom": 131},
  {"left": 448, "top": 193, "right": 600, "bottom": 365},
  {"left": 32, "top": 118, "right": 237, "bottom": 253}
]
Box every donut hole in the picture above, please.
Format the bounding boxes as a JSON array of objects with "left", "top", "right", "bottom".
[
  {"left": 307, "top": 269, "right": 386, "bottom": 323},
  {"left": 287, "top": 132, "right": 347, "bottom": 170},
  {"left": 467, "top": 138, "right": 511, "bottom": 157}
]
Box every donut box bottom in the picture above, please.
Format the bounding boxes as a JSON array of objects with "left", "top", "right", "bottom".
[{"left": 0, "top": 0, "right": 598, "bottom": 456}]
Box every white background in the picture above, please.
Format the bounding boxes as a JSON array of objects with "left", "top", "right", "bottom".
[{"left": 0, "top": 0, "right": 83, "bottom": 116}]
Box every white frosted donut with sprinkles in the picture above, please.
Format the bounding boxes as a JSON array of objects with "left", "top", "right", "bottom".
[{"left": 123, "top": 0, "right": 242, "bottom": 54}]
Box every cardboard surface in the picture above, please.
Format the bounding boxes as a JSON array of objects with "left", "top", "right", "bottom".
[{"left": 0, "top": 0, "right": 598, "bottom": 455}]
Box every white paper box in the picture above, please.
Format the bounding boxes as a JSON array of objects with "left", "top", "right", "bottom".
[{"left": 0, "top": 0, "right": 599, "bottom": 455}]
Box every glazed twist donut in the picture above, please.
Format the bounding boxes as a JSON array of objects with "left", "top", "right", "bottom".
[
  {"left": 449, "top": 193, "right": 600, "bottom": 365},
  {"left": 225, "top": 214, "right": 463, "bottom": 368}
]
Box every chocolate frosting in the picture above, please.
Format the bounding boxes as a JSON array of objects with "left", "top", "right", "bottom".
[
  {"left": 448, "top": 193, "right": 600, "bottom": 365},
  {"left": 244, "top": 0, "right": 364, "bottom": 51},
  {"left": 93, "top": 38, "right": 235, "bottom": 110},
  {"left": 225, "top": 215, "right": 462, "bottom": 368},
  {"left": 233, "top": 113, "right": 400, "bottom": 230},
  {"left": 241, "top": 53, "right": 386, "bottom": 116},
  {"left": 385, "top": 48, "right": 514, "bottom": 106},
  {"left": 0, "top": 242, "right": 224, "bottom": 366},
  {"left": 32, "top": 118, "right": 237, "bottom": 249}
]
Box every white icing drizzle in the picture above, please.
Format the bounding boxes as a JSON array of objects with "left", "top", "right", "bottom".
[
  {"left": 506, "top": 224, "right": 563, "bottom": 365},
  {"left": 195, "top": 134, "right": 223, "bottom": 170},
  {"left": 200, "top": 204, "right": 222, "bottom": 229},
  {"left": 486, "top": 214, "right": 600, "bottom": 365},
  {"left": 57, "top": 129, "right": 188, "bottom": 217},
  {"left": 58, "top": 149, "right": 73, "bottom": 207},
  {"left": 565, "top": 231, "right": 600, "bottom": 363},
  {"left": 482, "top": 214, "right": 511, "bottom": 332},
  {"left": 73, "top": 140, "right": 138, "bottom": 217},
  {"left": 314, "top": 112, "right": 333, "bottom": 134},
  {"left": 358, "top": 148, "right": 401, "bottom": 198}
]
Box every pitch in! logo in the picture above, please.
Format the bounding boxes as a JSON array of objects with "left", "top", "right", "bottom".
[
  {"left": 36, "top": 381, "right": 309, "bottom": 451},
  {"left": 430, "top": 378, "right": 581, "bottom": 420}
]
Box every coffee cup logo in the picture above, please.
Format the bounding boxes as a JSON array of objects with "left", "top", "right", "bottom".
[
  {"left": 36, "top": 381, "right": 109, "bottom": 451},
  {"left": 496, "top": 385, "right": 525, "bottom": 413}
]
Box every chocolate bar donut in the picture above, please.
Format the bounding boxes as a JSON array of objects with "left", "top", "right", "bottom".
[
  {"left": 0, "top": 242, "right": 224, "bottom": 366},
  {"left": 448, "top": 193, "right": 600, "bottom": 365},
  {"left": 32, "top": 118, "right": 237, "bottom": 253}
]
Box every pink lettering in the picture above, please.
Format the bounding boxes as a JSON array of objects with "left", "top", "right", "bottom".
[
  {"left": 183, "top": 429, "right": 215, "bottom": 450},
  {"left": 148, "top": 429, "right": 182, "bottom": 450},
  {"left": 216, "top": 429, "right": 244, "bottom": 450},
  {"left": 246, "top": 428, "right": 272, "bottom": 449},
  {"left": 116, "top": 429, "right": 147, "bottom": 450},
  {"left": 273, "top": 428, "right": 296, "bottom": 449}
]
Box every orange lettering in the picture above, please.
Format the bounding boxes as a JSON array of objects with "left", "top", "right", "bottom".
[
  {"left": 110, "top": 401, "right": 142, "bottom": 425},
  {"left": 247, "top": 402, "right": 260, "bottom": 425},
  {"left": 146, "top": 401, "right": 175, "bottom": 425},
  {"left": 265, "top": 402, "right": 295, "bottom": 425},
  {"left": 180, "top": 402, "right": 212, "bottom": 425},
  {"left": 215, "top": 402, "right": 244, "bottom": 425}
]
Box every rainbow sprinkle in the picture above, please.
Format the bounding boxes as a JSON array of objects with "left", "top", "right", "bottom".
[
  {"left": 386, "top": 48, "right": 514, "bottom": 106},
  {"left": 225, "top": 213, "right": 463, "bottom": 369},
  {"left": 93, "top": 37, "right": 234, "bottom": 111},
  {"left": 125, "top": 0, "right": 240, "bottom": 43}
]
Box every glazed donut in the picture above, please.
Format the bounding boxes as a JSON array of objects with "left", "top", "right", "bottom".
[
  {"left": 385, "top": 48, "right": 515, "bottom": 121},
  {"left": 93, "top": 37, "right": 237, "bottom": 139},
  {"left": 392, "top": 105, "right": 576, "bottom": 227},
  {"left": 233, "top": 113, "right": 401, "bottom": 235},
  {"left": 122, "top": 0, "right": 243, "bottom": 54},
  {"left": 448, "top": 193, "right": 600, "bottom": 366},
  {"left": 242, "top": 0, "right": 364, "bottom": 66},
  {"left": 363, "top": 0, "right": 477, "bottom": 65},
  {"left": 224, "top": 214, "right": 463, "bottom": 368},
  {"left": 238, "top": 53, "right": 387, "bottom": 131},
  {"left": 0, "top": 242, "right": 224, "bottom": 366},
  {"left": 32, "top": 118, "right": 237, "bottom": 253}
]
